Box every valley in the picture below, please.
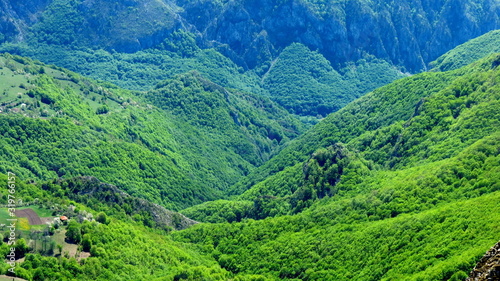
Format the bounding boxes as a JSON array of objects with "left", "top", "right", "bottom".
[{"left": 0, "top": 0, "right": 499, "bottom": 280}]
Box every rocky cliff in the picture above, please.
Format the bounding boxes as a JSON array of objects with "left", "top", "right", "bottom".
[
  {"left": 52, "top": 176, "right": 198, "bottom": 230},
  {"left": 467, "top": 241, "right": 500, "bottom": 281},
  {"left": 179, "top": 0, "right": 500, "bottom": 71},
  {"left": 1, "top": 0, "right": 499, "bottom": 72},
  {"left": 0, "top": 0, "right": 51, "bottom": 42}
]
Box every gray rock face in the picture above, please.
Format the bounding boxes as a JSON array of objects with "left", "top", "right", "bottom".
[
  {"left": 0, "top": 0, "right": 51, "bottom": 42},
  {"left": 0, "top": 0, "right": 499, "bottom": 72},
  {"left": 467, "top": 240, "right": 500, "bottom": 281},
  {"left": 179, "top": 0, "right": 500, "bottom": 71}
]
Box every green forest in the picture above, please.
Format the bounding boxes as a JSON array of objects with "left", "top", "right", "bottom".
[
  {"left": 0, "top": 53, "right": 306, "bottom": 210},
  {"left": 0, "top": 0, "right": 499, "bottom": 280},
  {"left": 0, "top": 51, "right": 498, "bottom": 280}
]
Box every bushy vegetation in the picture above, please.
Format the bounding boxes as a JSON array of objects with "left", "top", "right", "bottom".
[
  {"left": 263, "top": 43, "right": 405, "bottom": 117},
  {"left": 175, "top": 191, "right": 500, "bottom": 280},
  {"left": 28, "top": 0, "right": 178, "bottom": 51},
  {"left": 431, "top": 30, "right": 500, "bottom": 71},
  {"left": 183, "top": 54, "right": 500, "bottom": 228},
  {"left": 173, "top": 54, "right": 500, "bottom": 280},
  {"left": 0, "top": 53, "right": 303, "bottom": 210},
  {"left": 9, "top": 123, "right": 498, "bottom": 280},
  {"left": 0, "top": 51, "right": 492, "bottom": 281}
]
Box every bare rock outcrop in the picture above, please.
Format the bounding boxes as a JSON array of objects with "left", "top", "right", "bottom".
[{"left": 467, "top": 241, "right": 500, "bottom": 281}]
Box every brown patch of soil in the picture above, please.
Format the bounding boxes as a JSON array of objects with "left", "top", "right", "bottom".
[{"left": 14, "top": 209, "right": 42, "bottom": 225}]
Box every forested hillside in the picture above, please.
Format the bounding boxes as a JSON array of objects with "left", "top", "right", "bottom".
[
  {"left": 177, "top": 0, "right": 499, "bottom": 71},
  {"left": 431, "top": 29, "right": 500, "bottom": 71},
  {"left": 1, "top": 0, "right": 498, "bottom": 117},
  {"left": 4, "top": 51, "right": 497, "bottom": 281},
  {"left": 261, "top": 43, "right": 405, "bottom": 116},
  {"left": 0, "top": 174, "right": 253, "bottom": 280},
  {"left": 4, "top": 0, "right": 492, "bottom": 72},
  {"left": 227, "top": 56, "right": 476, "bottom": 197},
  {"left": 0, "top": 1, "right": 499, "bottom": 280},
  {"left": 0, "top": 53, "right": 303, "bottom": 210},
  {"left": 177, "top": 54, "right": 500, "bottom": 280}
]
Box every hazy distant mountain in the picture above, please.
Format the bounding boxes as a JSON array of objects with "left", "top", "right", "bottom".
[{"left": 1, "top": 0, "right": 498, "bottom": 72}]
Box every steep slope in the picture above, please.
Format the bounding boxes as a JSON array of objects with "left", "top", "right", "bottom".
[
  {"left": 0, "top": 0, "right": 51, "bottom": 43},
  {"left": 184, "top": 53, "right": 500, "bottom": 221},
  {"left": 0, "top": 39, "right": 407, "bottom": 118},
  {"left": 4, "top": 167, "right": 499, "bottom": 280},
  {"left": 0, "top": 54, "right": 304, "bottom": 210},
  {"left": 431, "top": 29, "right": 500, "bottom": 71},
  {"left": 177, "top": 190, "right": 500, "bottom": 280},
  {"left": 1, "top": 0, "right": 499, "bottom": 119},
  {"left": 179, "top": 0, "right": 500, "bottom": 71},
  {"left": 0, "top": 27, "right": 498, "bottom": 281},
  {"left": 44, "top": 176, "right": 198, "bottom": 230},
  {"left": 175, "top": 54, "right": 500, "bottom": 280}
]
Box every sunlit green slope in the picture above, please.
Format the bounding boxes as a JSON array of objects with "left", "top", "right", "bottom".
[
  {"left": 175, "top": 54, "right": 500, "bottom": 280},
  {"left": 0, "top": 54, "right": 304, "bottom": 210},
  {"left": 431, "top": 29, "right": 500, "bottom": 71}
]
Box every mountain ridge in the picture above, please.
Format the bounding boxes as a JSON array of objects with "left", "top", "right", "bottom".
[
  {"left": 0, "top": 3, "right": 498, "bottom": 280},
  {"left": 1, "top": 0, "right": 498, "bottom": 73},
  {"left": 0, "top": 53, "right": 304, "bottom": 210}
]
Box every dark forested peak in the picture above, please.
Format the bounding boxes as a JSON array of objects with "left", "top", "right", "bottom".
[
  {"left": 1, "top": 0, "right": 499, "bottom": 72},
  {"left": 178, "top": 0, "right": 500, "bottom": 71}
]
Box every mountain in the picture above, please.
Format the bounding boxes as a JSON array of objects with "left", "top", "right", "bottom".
[
  {"left": 184, "top": 52, "right": 500, "bottom": 222},
  {"left": 1, "top": 0, "right": 499, "bottom": 118},
  {"left": 0, "top": 53, "right": 304, "bottom": 210},
  {"left": 0, "top": 37, "right": 497, "bottom": 281},
  {"left": 0, "top": 2, "right": 499, "bottom": 280},
  {"left": 175, "top": 53, "right": 500, "bottom": 280},
  {"left": 431, "top": 29, "right": 500, "bottom": 71},
  {"left": 179, "top": 0, "right": 500, "bottom": 72}
]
